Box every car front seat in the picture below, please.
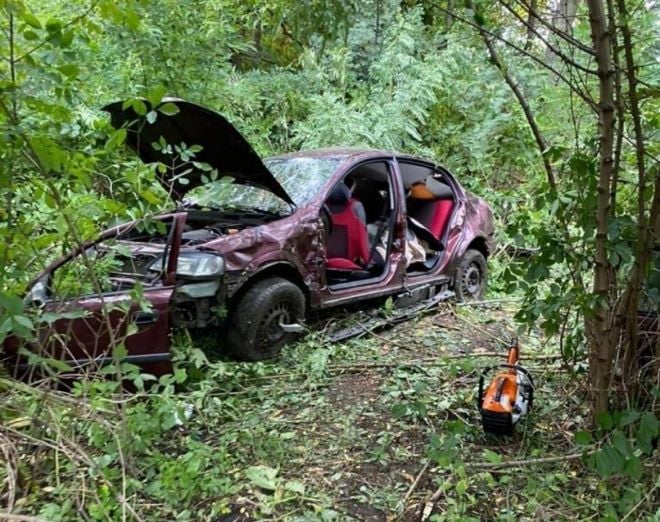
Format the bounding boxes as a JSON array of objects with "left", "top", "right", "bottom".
[{"left": 325, "top": 183, "right": 371, "bottom": 273}]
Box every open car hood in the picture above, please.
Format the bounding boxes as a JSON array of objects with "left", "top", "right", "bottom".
[{"left": 103, "top": 98, "right": 294, "bottom": 205}]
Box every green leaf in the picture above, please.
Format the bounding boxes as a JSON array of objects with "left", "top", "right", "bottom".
[
  {"left": 430, "top": 447, "right": 459, "bottom": 467},
  {"left": 129, "top": 99, "right": 147, "bottom": 116},
  {"left": 620, "top": 410, "right": 640, "bottom": 427},
  {"left": 45, "top": 18, "right": 63, "bottom": 32},
  {"left": 246, "top": 465, "right": 279, "bottom": 491},
  {"left": 284, "top": 480, "right": 305, "bottom": 494},
  {"left": 596, "top": 411, "right": 613, "bottom": 431},
  {"left": 58, "top": 64, "right": 79, "bottom": 79},
  {"left": 391, "top": 403, "right": 409, "bottom": 418},
  {"left": 147, "top": 85, "right": 167, "bottom": 107},
  {"left": 594, "top": 446, "right": 625, "bottom": 478},
  {"left": 45, "top": 358, "right": 73, "bottom": 372},
  {"left": 158, "top": 102, "right": 179, "bottom": 116},
  {"left": 105, "top": 128, "right": 127, "bottom": 150},
  {"left": 123, "top": 8, "right": 141, "bottom": 30},
  {"left": 58, "top": 30, "right": 74, "bottom": 48},
  {"left": 173, "top": 368, "right": 187, "bottom": 383},
  {"left": 636, "top": 412, "right": 658, "bottom": 455},
  {"left": 21, "top": 12, "right": 42, "bottom": 29},
  {"left": 13, "top": 315, "right": 34, "bottom": 330},
  {"left": 0, "top": 293, "right": 24, "bottom": 315},
  {"left": 139, "top": 189, "right": 162, "bottom": 205},
  {"left": 412, "top": 400, "right": 427, "bottom": 417},
  {"left": 612, "top": 431, "right": 631, "bottom": 458},
  {"left": 623, "top": 456, "right": 642, "bottom": 480},
  {"left": 22, "top": 29, "right": 39, "bottom": 41},
  {"left": 574, "top": 431, "right": 592, "bottom": 446},
  {"left": 192, "top": 161, "right": 212, "bottom": 171},
  {"left": 113, "top": 343, "right": 127, "bottom": 360},
  {"left": 146, "top": 111, "right": 158, "bottom": 124},
  {"left": 126, "top": 323, "right": 138, "bottom": 337},
  {"left": 483, "top": 449, "right": 502, "bottom": 464}
]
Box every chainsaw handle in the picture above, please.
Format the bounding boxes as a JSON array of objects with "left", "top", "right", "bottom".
[
  {"left": 477, "top": 364, "right": 535, "bottom": 410},
  {"left": 499, "top": 363, "right": 534, "bottom": 387}
]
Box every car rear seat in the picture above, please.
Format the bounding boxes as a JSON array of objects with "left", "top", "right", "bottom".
[
  {"left": 407, "top": 199, "right": 454, "bottom": 239},
  {"left": 406, "top": 178, "right": 454, "bottom": 243}
]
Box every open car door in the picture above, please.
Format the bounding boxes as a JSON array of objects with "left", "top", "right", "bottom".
[{"left": 5, "top": 214, "right": 186, "bottom": 379}]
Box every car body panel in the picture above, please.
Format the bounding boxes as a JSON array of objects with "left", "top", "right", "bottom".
[
  {"left": 39, "top": 287, "right": 173, "bottom": 366},
  {"left": 3, "top": 214, "right": 186, "bottom": 376},
  {"left": 104, "top": 98, "right": 294, "bottom": 205}
]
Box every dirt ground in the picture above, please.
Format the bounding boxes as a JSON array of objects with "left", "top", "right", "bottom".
[{"left": 215, "top": 301, "right": 570, "bottom": 521}]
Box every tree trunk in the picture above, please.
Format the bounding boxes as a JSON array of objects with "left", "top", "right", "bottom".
[
  {"left": 445, "top": 0, "right": 455, "bottom": 30},
  {"left": 553, "top": 0, "right": 580, "bottom": 34},
  {"left": 605, "top": 0, "right": 623, "bottom": 215},
  {"left": 546, "top": 0, "right": 581, "bottom": 64},
  {"left": 524, "top": 0, "right": 538, "bottom": 50},
  {"left": 585, "top": 0, "right": 617, "bottom": 416},
  {"left": 614, "top": 0, "right": 652, "bottom": 402}
]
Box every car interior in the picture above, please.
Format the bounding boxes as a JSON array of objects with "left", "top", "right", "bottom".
[
  {"left": 324, "top": 161, "right": 395, "bottom": 287},
  {"left": 398, "top": 162, "right": 456, "bottom": 273}
]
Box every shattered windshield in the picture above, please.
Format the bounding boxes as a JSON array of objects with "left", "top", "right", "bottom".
[{"left": 185, "top": 156, "right": 341, "bottom": 212}]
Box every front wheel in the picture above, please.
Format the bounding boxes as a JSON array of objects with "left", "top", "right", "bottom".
[
  {"left": 454, "top": 249, "right": 487, "bottom": 302},
  {"left": 225, "top": 277, "right": 305, "bottom": 361}
]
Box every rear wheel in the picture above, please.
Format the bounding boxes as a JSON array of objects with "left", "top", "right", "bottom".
[
  {"left": 454, "top": 249, "right": 487, "bottom": 302},
  {"left": 226, "top": 277, "right": 305, "bottom": 361}
]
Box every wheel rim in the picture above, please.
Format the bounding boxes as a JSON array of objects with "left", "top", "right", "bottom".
[
  {"left": 257, "top": 300, "right": 295, "bottom": 351},
  {"left": 461, "top": 262, "right": 483, "bottom": 297}
]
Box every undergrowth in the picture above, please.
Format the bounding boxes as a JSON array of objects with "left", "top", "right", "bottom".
[{"left": 1, "top": 304, "right": 658, "bottom": 521}]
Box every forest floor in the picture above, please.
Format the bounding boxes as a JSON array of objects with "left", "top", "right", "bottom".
[
  {"left": 172, "top": 301, "right": 656, "bottom": 521},
  {"left": 2, "top": 301, "right": 657, "bottom": 521}
]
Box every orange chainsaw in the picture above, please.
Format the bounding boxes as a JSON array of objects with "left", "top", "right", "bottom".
[{"left": 478, "top": 338, "right": 534, "bottom": 435}]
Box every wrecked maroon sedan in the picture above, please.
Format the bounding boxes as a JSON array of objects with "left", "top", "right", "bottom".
[{"left": 4, "top": 98, "right": 494, "bottom": 375}]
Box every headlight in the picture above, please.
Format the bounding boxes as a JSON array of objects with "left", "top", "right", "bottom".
[
  {"left": 24, "top": 279, "right": 48, "bottom": 307},
  {"left": 149, "top": 252, "right": 225, "bottom": 279}
]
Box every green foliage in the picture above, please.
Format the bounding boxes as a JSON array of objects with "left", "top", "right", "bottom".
[
  {"left": 2, "top": 303, "right": 658, "bottom": 520},
  {"left": 590, "top": 410, "right": 659, "bottom": 480},
  {"left": 1, "top": 0, "right": 658, "bottom": 519}
]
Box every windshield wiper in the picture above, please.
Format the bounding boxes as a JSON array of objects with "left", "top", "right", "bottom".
[
  {"left": 180, "top": 201, "right": 287, "bottom": 217},
  {"left": 225, "top": 206, "right": 287, "bottom": 218}
]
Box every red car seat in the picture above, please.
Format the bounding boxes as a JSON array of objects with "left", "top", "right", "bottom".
[
  {"left": 407, "top": 180, "right": 454, "bottom": 241},
  {"left": 326, "top": 183, "right": 371, "bottom": 270}
]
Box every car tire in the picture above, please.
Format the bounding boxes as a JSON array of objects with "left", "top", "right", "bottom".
[
  {"left": 226, "top": 277, "right": 305, "bottom": 361},
  {"left": 454, "top": 249, "right": 487, "bottom": 302}
]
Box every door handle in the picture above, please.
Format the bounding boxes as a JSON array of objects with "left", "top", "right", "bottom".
[{"left": 131, "top": 310, "right": 159, "bottom": 325}]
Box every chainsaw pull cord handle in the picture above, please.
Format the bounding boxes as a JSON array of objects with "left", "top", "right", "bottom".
[{"left": 506, "top": 337, "right": 519, "bottom": 367}]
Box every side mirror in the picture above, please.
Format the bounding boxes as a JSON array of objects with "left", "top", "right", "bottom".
[{"left": 23, "top": 279, "right": 48, "bottom": 308}]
